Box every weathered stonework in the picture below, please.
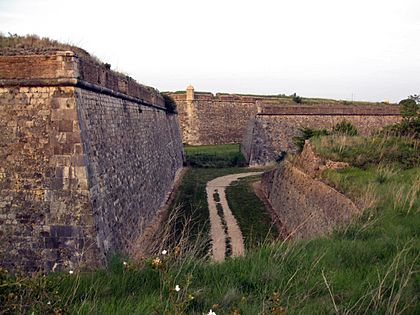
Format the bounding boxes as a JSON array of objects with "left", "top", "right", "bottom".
[
  {"left": 0, "top": 51, "right": 184, "bottom": 271},
  {"left": 242, "top": 105, "right": 401, "bottom": 165},
  {"left": 169, "top": 87, "right": 395, "bottom": 146},
  {"left": 169, "top": 91, "right": 262, "bottom": 145},
  {"left": 260, "top": 160, "right": 360, "bottom": 239}
]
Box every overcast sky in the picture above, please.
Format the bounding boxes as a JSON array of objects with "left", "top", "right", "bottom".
[{"left": 1, "top": 0, "right": 419, "bottom": 102}]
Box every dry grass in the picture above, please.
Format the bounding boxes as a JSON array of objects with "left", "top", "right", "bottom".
[
  {"left": 392, "top": 174, "right": 420, "bottom": 215},
  {"left": 0, "top": 33, "right": 102, "bottom": 64}
]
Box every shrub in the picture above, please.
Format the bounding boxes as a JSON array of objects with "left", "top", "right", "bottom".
[
  {"left": 162, "top": 94, "right": 177, "bottom": 113},
  {"left": 332, "top": 120, "right": 358, "bottom": 136},
  {"left": 292, "top": 93, "right": 302, "bottom": 104},
  {"left": 381, "top": 119, "right": 420, "bottom": 139},
  {"left": 381, "top": 97, "right": 420, "bottom": 139},
  {"left": 293, "top": 127, "right": 329, "bottom": 151},
  {"left": 399, "top": 98, "right": 419, "bottom": 120}
]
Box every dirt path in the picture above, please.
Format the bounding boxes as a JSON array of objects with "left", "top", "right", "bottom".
[{"left": 206, "top": 172, "right": 263, "bottom": 262}]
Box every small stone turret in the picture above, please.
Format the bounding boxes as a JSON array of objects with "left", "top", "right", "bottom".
[{"left": 186, "top": 84, "right": 194, "bottom": 102}]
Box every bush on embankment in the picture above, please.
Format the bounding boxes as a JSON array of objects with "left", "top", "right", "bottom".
[{"left": 292, "top": 119, "right": 359, "bottom": 152}]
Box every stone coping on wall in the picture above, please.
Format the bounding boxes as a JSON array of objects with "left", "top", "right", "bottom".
[
  {"left": 0, "top": 51, "right": 166, "bottom": 110},
  {"left": 259, "top": 104, "right": 401, "bottom": 116},
  {"left": 168, "top": 91, "right": 395, "bottom": 107},
  {"left": 168, "top": 91, "right": 291, "bottom": 103}
]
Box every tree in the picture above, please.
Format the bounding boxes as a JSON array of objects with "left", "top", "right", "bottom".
[
  {"left": 292, "top": 93, "right": 302, "bottom": 104},
  {"left": 399, "top": 98, "right": 419, "bottom": 120},
  {"left": 162, "top": 94, "right": 177, "bottom": 114},
  {"left": 409, "top": 94, "right": 419, "bottom": 104}
]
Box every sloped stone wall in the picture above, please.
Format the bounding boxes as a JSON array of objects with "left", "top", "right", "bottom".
[
  {"left": 76, "top": 89, "right": 184, "bottom": 260},
  {"left": 0, "top": 52, "right": 184, "bottom": 271},
  {"left": 260, "top": 161, "right": 360, "bottom": 239}
]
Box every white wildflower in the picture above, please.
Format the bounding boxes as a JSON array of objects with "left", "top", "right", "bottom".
[
  {"left": 175, "top": 284, "right": 180, "bottom": 292},
  {"left": 123, "top": 261, "right": 127, "bottom": 266},
  {"left": 161, "top": 249, "right": 168, "bottom": 255},
  {"left": 69, "top": 270, "right": 74, "bottom": 274},
  {"left": 47, "top": 301, "right": 51, "bottom": 305},
  {"left": 207, "top": 310, "right": 216, "bottom": 315}
]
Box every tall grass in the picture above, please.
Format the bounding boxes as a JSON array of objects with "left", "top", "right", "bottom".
[{"left": 312, "top": 135, "right": 419, "bottom": 169}]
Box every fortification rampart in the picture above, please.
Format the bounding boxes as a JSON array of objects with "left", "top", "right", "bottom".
[
  {"left": 0, "top": 51, "right": 184, "bottom": 271},
  {"left": 242, "top": 105, "right": 401, "bottom": 165},
  {"left": 260, "top": 159, "right": 360, "bottom": 239},
  {"left": 169, "top": 92, "right": 261, "bottom": 145},
  {"left": 169, "top": 88, "right": 394, "bottom": 145}
]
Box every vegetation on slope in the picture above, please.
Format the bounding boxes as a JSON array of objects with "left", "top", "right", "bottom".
[
  {"left": 0, "top": 33, "right": 98, "bottom": 62},
  {"left": 312, "top": 135, "right": 419, "bottom": 169}
]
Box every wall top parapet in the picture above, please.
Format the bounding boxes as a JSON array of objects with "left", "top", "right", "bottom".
[
  {"left": 258, "top": 104, "right": 401, "bottom": 116},
  {"left": 167, "top": 88, "right": 396, "bottom": 107},
  {"left": 0, "top": 52, "right": 166, "bottom": 110}
]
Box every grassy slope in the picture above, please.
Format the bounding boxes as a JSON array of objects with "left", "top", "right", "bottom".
[
  {"left": 2, "top": 141, "right": 419, "bottom": 314},
  {"left": 226, "top": 175, "right": 278, "bottom": 249}
]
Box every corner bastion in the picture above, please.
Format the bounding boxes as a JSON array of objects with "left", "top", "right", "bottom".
[
  {"left": 242, "top": 105, "right": 401, "bottom": 165},
  {"left": 0, "top": 50, "right": 184, "bottom": 271},
  {"left": 169, "top": 89, "right": 261, "bottom": 145}
]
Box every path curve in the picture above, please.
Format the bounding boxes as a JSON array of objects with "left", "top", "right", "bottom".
[{"left": 206, "top": 172, "right": 263, "bottom": 262}]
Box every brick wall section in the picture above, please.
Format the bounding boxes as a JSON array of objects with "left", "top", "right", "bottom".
[
  {"left": 242, "top": 106, "right": 401, "bottom": 165},
  {"left": 260, "top": 161, "right": 360, "bottom": 239},
  {"left": 0, "top": 52, "right": 184, "bottom": 271}
]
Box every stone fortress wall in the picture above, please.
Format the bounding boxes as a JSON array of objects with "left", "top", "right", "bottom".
[
  {"left": 260, "top": 156, "right": 360, "bottom": 240},
  {"left": 0, "top": 51, "right": 184, "bottom": 271},
  {"left": 241, "top": 105, "right": 401, "bottom": 165},
  {"left": 168, "top": 86, "right": 399, "bottom": 147},
  {"left": 169, "top": 86, "right": 261, "bottom": 145}
]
